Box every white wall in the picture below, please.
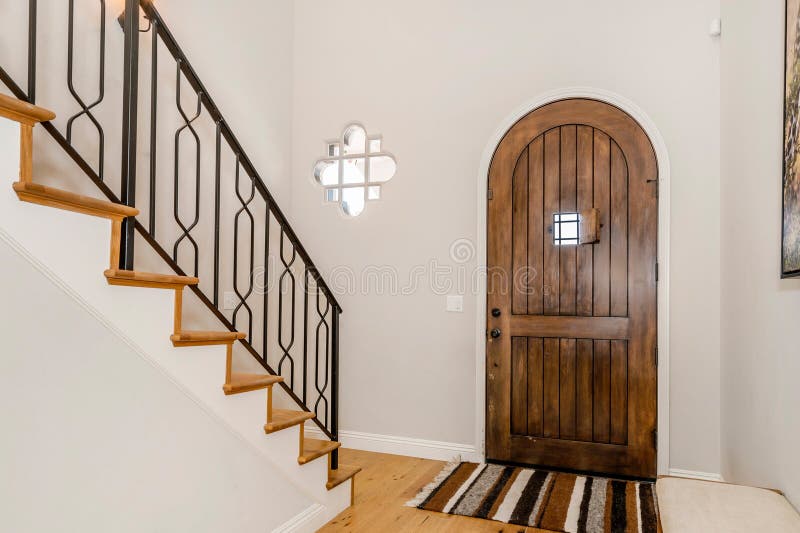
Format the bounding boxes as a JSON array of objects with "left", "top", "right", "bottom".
[
  {"left": 153, "top": 0, "right": 295, "bottom": 204},
  {"left": 1, "top": 0, "right": 295, "bottom": 197},
  {"left": 290, "top": 0, "right": 722, "bottom": 475},
  {"left": 720, "top": 0, "right": 800, "bottom": 509},
  {"left": 0, "top": 236, "right": 311, "bottom": 532}
]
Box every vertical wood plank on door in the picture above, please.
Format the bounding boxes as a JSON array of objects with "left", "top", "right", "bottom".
[
  {"left": 512, "top": 147, "right": 530, "bottom": 315},
  {"left": 576, "top": 126, "right": 594, "bottom": 316},
  {"left": 559, "top": 338, "right": 577, "bottom": 440},
  {"left": 511, "top": 337, "right": 528, "bottom": 435},
  {"left": 593, "top": 131, "right": 611, "bottom": 317},
  {"left": 528, "top": 137, "right": 545, "bottom": 315},
  {"left": 575, "top": 339, "right": 593, "bottom": 441},
  {"left": 610, "top": 141, "right": 629, "bottom": 317},
  {"left": 593, "top": 339, "right": 611, "bottom": 443},
  {"left": 559, "top": 126, "right": 577, "bottom": 315},
  {"left": 543, "top": 129, "right": 561, "bottom": 315},
  {"left": 527, "top": 337, "right": 544, "bottom": 436},
  {"left": 543, "top": 337, "right": 560, "bottom": 438},
  {"left": 610, "top": 340, "right": 628, "bottom": 444}
]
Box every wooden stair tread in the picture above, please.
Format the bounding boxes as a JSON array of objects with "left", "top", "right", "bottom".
[
  {"left": 172, "top": 330, "right": 246, "bottom": 341},
  {"left": 264, "top": 410, "right": 315, "bottom": 433},
  {"left": 171, "top": 330, "right": 246, "bottom": 346},
  {"left": 0, "top": 93, "right": 55, "bottom": 124},
  {"left": 298, "top": 438, "right": 341, "bottom": 465},
  {"left": 105, "top": 269, "right": 199, "bottom": 289},
  {"left": 13, "top": 181, "right": 139, "bottom": 219},
  {"left": 326, "top": 464, "right": 361, "bottom": 490},
  {"left": 223, "top": 372, "right": 283, "bottom": 395}
]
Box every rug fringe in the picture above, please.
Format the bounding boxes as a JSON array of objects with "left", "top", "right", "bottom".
[{"left": 404, "top": 460, "right": 462, "bottom": 508}]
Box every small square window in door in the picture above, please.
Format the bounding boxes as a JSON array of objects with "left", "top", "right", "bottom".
[{"left": 553, "top": 213, "right": 579, "bottom": 245}]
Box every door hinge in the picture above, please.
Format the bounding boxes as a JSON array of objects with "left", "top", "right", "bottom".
[
  {"left": 654, "top": 346, "right": 658, "bottom": 367},
  {"left": 655, "top": 262, "right": 659, "bottom": 282},
  {"left": 652, "top": 428, "right": 658, "bottom": 449},
  {"left": 487, "top": 188, "right": 493, "bottom": 200}
]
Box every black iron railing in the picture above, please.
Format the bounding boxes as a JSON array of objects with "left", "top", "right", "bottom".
[{"left": 1, "top": 0, "right": 341, "bottom": 468}]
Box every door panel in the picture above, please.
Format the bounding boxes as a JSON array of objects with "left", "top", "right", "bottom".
[
  {"left": 559, "top": 126, "right": 577, "bottom": 316},
  {"left": 575, "top": 339, "right": 593, "bottom": 441},
  {"left": 610, "top": 339, "right": 629, "bottom": 444},
  {"left": 593, "top": 131, "right": 611, "bottom": 317},
  {"left": 542, "top": 337, "right": 559, "bottom": 438},
  {"left": 527, "top": 137, "right": 545, "bottom": 315},
  {"left": 526, "top": 337, "right": 544, "bottom": 436},
  {"left": 542, "top": 129, "right": 560, "bottom": 315},
  {"left": 576, "top": 127, "right": 594, "bottom": 317},
  {"left": 508, "top": 128, "right": 630, "bottom": 320},
  {"left": 508, "top": 337, "right": 629, "bottom": 444},
  {"left": 558, "top": 338, "right": 577, "bottom": 439},
  {"left": 610, "top": 143, "right": 629, "bottom": 317},
  {"left": 511, "top": 337, "right": 528, "bottom": 435},
  {"left": 512, "top": 148, "right": 529, "bottom": 315},
  {"left": 593, "top": 339, "right": 611, "bottom": 443},
  {"left": 487, "top": 99, "right": 657, "bottom": 478}
]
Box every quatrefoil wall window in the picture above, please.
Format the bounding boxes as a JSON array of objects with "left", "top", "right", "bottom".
[{"left": 313, "top": 123, "right": 397, "bottom": 217}]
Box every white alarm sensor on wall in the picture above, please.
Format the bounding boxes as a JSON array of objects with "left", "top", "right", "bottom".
[{"left": 710, "top": 18, "right": 722, "bottom": 37}]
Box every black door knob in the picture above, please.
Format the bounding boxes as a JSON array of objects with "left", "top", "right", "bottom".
[
  {"left": 491, "top": 308, "right": 501, "bottom": 317},
  {"left": 490, "top": 328, "right": 501, "bottom": 339}
]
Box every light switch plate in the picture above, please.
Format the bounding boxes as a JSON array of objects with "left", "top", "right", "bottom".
[
  {"left": 446, "top": 295, "right": 464, "bottom": 312},
  {"left": 223, "top": 291, "right": 238, "bottom": 310}
]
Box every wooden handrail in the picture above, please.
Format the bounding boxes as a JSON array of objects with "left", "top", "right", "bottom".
[
  {"left": 0, "top": 92, "right": 55, "bottom": 125},
  {"left": 1, "top": 92, "right": 55, "bottom": 185}
]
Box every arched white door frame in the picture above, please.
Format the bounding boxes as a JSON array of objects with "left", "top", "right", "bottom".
[{"left": 474, "top": 87, "right": 671, "bottom": 475}]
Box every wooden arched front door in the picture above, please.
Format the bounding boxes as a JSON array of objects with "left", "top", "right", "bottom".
[{"left": 486, "top": 99, "right": 658, "bottom": 478}]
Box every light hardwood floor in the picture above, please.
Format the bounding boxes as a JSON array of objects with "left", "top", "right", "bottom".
[{"left": 319, "top": 449, "right": 551, "bottom": 532}]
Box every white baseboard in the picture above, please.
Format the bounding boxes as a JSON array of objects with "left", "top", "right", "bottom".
[
  {"left": 310, "top": 426, "right": 725, "bottom": 484},
  {"left": 271, "top": 503, "right": 327, "bottom": 533},
  {"left": 668, "top": 468, "right": 724, "bottom": 482},
  {"left": 306, "top": 427, "right": 480, "bottom": 463}
]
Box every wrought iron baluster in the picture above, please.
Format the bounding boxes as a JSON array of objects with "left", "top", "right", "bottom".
[
  {"left": 262, "top": 200, "right": 271, "bottom": 362},
  {"left": 303, "top": 267, "right": 309, "bottom": 404},
  {"left": 172, "top": 60, "right": 203, "bottom": 276},
  {"left": 232, "top": 155, "right": 256, "bottom": 342},
  {"left": 148, "top": 18, "right": 158, "bottom": 236},
  {"left": 277, "top": 230, "right": 297, "bottom": 388},
  {"left": 119, "top": 0, "right": 140, "bottom": 269},
  {"left": 331, "top": 306, "right": 340, "bottom": 469},
  {"left": 66, "top": 0, "right": 106, "bottom": 180},
  {"left": 27, "top": 0, "right": 37, "bottom": 103},
  {"left": 213, "top": 120, "right": 222, "bottom": 307},
  {"left": 314, "top": 286, "right": 331, "bottom": 427}
]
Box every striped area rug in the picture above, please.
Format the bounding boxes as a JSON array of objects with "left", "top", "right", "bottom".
[{"left": 406, "top": 462, "right": 660, "bottom": 533}]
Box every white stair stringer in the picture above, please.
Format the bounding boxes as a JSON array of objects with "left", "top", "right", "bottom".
[{"left": 0, "top": 120, "right": 348, "bottom": 529}]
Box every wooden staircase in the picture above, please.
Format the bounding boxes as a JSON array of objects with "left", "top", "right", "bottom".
[{"left": 0, "top": 92, "right": 360, "bottom": 501}]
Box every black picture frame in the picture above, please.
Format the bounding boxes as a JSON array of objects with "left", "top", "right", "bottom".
[{"left": 783, "top": 0, "right": 800, "bottom": 277}]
